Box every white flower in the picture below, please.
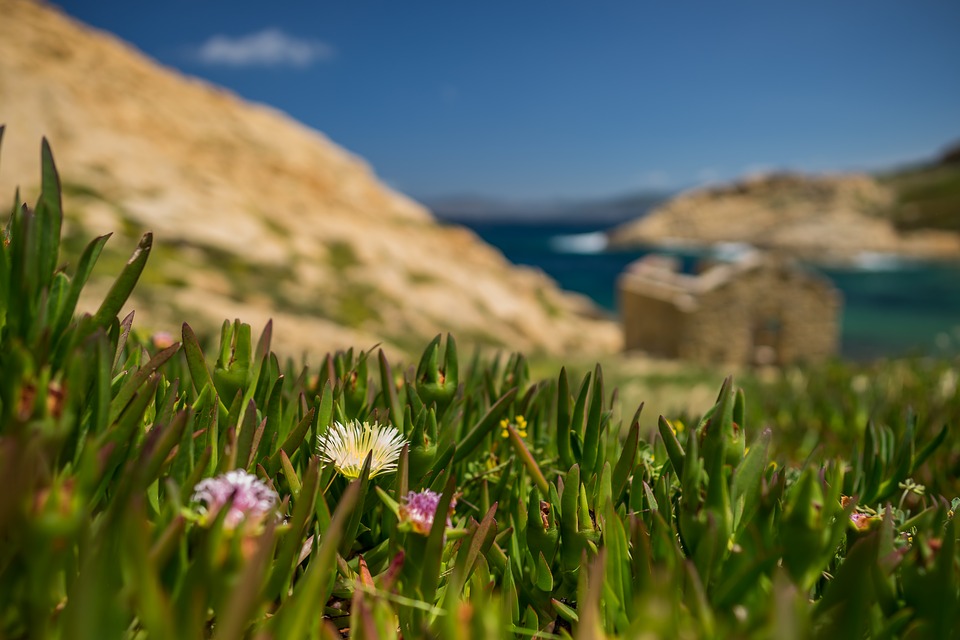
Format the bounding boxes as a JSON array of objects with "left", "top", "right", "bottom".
[
  {"left": 191, "top": 469, "right": 278, "bottom": 529},
  {"left": 316, "top": 420, "right": 406, "bottom": 479}
]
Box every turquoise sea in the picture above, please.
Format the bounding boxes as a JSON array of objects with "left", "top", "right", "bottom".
[{"left": 455, "top": 220, "right": 960, "bottom": 361}]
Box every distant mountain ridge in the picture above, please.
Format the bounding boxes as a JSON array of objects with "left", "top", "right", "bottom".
[
  {"left": 0, "top": 0, "right": 620, "bottom": 359},
  {"left": 423, "top": 191, "right": 670, "bottom": 224}
]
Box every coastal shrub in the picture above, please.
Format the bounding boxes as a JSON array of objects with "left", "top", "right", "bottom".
[{"left": 2, "top": 129, "right": 959, "bottom": 638}]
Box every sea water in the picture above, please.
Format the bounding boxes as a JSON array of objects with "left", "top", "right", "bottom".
[{"left": 456, "top": 219, "right": 960, "bottom": 361}]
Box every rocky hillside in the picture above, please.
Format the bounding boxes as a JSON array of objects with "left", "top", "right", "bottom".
[
  {"left": 608, "top": 172, "right": 960, "bottom": 262},
  {"left": 0, "top": 0, "right": 619, "bottom": 359}
]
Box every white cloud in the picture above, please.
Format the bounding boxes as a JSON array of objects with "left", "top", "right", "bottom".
[{"left": 195, "top": 28, "right": 335, "bottom": 67}]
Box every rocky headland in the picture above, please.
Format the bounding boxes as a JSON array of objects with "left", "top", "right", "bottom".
[
  {"left": 607, "top": 172, "right": 960, "bottom": 264},
  {"left": 0, "top": 0, "right": 620, "bottom": 360}
]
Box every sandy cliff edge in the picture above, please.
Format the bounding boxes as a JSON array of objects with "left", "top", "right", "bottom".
[{"left": 0, "top": 0, "right": 620, "bottom": 360}]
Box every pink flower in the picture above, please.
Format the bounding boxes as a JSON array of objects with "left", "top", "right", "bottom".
[
  {"left": 399, "top": 489, "right": 456, "bottom": 536},
  {"left": 191, "top": 469, "right": 279, "bottom": 529},
  {"left": 849, "top": 512, "right": 875, "bottom": 532}
]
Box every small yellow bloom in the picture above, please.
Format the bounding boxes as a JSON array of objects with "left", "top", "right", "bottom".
[{"left": 500, "top": 416, "right": 528, "bottom": 439}]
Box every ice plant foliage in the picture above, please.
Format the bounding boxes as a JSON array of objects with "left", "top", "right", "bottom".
[
  {"left": 399, "top": 489, "right": 456, "bottom": 535},
  {"left": 317, "top": 420, "right": 406, "bottom": 478},
  {"left": 191, "top": 469, "right": 279, "bottom": 529},
  {"left": 6, "top": 134, "right": 960, "bottom": 639}
]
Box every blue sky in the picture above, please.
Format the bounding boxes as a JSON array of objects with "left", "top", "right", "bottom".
[{"left": 55, "top": 1, "right": 960, "bottom": 200}]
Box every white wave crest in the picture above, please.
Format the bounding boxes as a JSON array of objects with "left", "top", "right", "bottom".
[{"left": 549, "top": 231, "right": 609, "bottom": 254}]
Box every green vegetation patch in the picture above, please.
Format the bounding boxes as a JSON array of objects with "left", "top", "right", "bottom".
[
  {"left": 882, "top": 163, "right": 960, "bottom": 232},
  {"left": 327, "top": 239, "right": 360, "bottom": 271},
  {"left": 2, "top": 130, "right": 959, "bottom": 639},
  {"left": 61, "top": 180, "right": 103, "bottom": 200},
  {"left": 407, "top": 269, "right": 438, "bottom": 285},
  {"left": 536, "top": 287, "right": 562, "bottom": 318},
  {"left": 335, "top": 282, "right": 382, "bottom": 327}
]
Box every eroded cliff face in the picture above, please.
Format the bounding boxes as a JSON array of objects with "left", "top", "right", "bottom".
[
  {"left": 0, "top": 0, "right": 619, "bottom": 359},
  {"left": 608, "top": 172, "right": 960, "bottom": 262}
]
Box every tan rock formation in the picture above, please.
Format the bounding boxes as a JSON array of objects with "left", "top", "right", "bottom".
[
  {"left": 608, "top": 172, "right": 960, "bottom": 262},
  {"left": 0, "top": 0, "right": 619, "bottom": 359}
]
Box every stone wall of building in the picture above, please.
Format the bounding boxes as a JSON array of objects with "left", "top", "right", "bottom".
[
  {"left": 618, "top": 288, "right": 688, "bottom": 357},
  {"left": 618, "top": 255, "right": 841, "bottom": 365},
  {"left": 691, "top": 265, "right": 840, "bottom": 364}
]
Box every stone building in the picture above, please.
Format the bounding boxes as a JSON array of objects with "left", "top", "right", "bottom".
[{"left": 617, "top": 251, "right": 841, "bottom": 365}]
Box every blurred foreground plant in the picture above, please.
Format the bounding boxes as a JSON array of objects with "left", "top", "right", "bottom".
[{"left": 1, "top": 128, "right": 958, "bottom": 639}]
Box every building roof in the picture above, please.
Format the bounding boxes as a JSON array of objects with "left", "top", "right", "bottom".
[{"left": 617, "top": 249, "right": 834, "bottom": 309}]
